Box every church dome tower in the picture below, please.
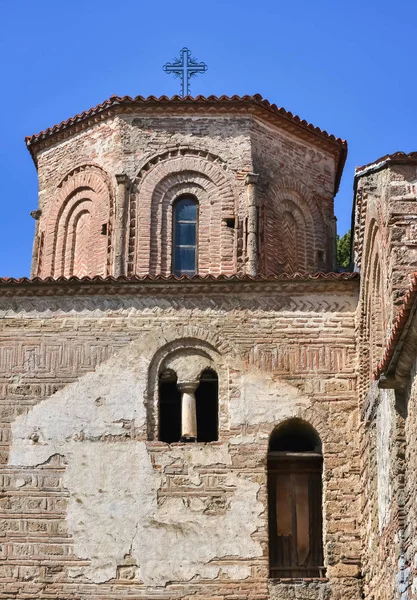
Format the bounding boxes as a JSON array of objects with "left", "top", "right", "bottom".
[{"left": 26, "top": 95, "right": 347, "bottom": 279}]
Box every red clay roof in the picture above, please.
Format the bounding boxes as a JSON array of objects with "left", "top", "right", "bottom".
[
  {"left": 356, "top": 151, "right": 417, "bottom": 175},
  {"left": 0, "top": 272, "right": 358, "bottom": 285},
  {"left": 25, "top": 94, "right": 347, "bottom": 153},
  {"left": 0, "top": 272, "right": 358, "bottom": 296},
  {"left": 374, "top": 272, "right": 417, "bottom": 379}
]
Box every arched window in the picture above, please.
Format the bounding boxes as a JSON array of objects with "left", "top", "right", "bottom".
[
  {"left": 268, "top": 420, "right": 324, "bottom": 579},
  {"left": 172, "top": 197, "right": 198, "bottom": 276},
  {"left": 158, "top": 367, "right": 218, "bottom": 443}
]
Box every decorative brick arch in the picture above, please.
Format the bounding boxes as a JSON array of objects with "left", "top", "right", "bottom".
[
  {"left": 361, "top": 218, "right": 387, "bottom": 380},
  {"left": 131, "top": 152, "right": 237, "bottom": 276},
  {"left": 264, "top": 179, "right": 325, "bottom": 274},
  {"left": 147, "top": 337, "right": 233, "bottom": 441},
  {"left": 267, "top": 405, "right": 332, "bottom": 453},
  {"left": 39, "top": 165, "right": 113, "bottom": 278}
]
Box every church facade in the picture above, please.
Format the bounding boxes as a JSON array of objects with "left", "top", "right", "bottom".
[{"left": 0, "top": 94, "right": 416, "bottom": 600}]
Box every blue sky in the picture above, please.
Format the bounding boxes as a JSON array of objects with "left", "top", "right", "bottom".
[{"left": 1, "top": 0, "right": 416, "bottom": 276}]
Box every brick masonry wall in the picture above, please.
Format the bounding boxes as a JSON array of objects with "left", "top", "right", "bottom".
[
  {"left": 402, "top": 362, "right": 417, "bottom": 598},
  {"left": 32, "top": 113, "right": 339, "bottom": 279},
  {"left": 250, "top": 120, "right": 337, "bottom": 274},
  {"left": 0, "top": 281, "right": 361, "bottom": 600}
]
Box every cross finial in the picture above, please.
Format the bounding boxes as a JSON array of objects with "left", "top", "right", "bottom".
[{"left": 163, "top": 48, "right": 207, "bottom": 97}]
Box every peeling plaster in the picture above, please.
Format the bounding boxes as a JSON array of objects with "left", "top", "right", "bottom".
[
  {"left": 63, "top": 440, "right": 261, "bottom": 584},
  {"left": 376, "top": 389, "right": 393, "bottom": 532},
  {"left": 8, "top": 345, "right": 266, "bottom": 585},
  {"left": 8, "top": 337, "right": 315, "bottom": 585},
  {"left": 9, "top": 361, "right": 146, "bottom": 466}
]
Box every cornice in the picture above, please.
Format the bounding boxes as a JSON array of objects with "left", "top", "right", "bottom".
[{"left": 0, "top": 273, "right": 359, "bottom": 298}]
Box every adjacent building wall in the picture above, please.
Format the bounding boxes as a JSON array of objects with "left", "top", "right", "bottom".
[{"left": 354, "top": 159, "right": 417, "bottom": 600}]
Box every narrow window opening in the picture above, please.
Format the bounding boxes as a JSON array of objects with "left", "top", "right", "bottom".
[
  {"left": 195, "top": 369, "right": 218, "bottom": 442},
  {"left": 101, "top": 223, "right": 108, "bottom": 235},
  {"left": 159, "top": 370, "right": 181, "bottom": 443},
  {"left": 172, "top": 196, "right": 198, "bottom": 276},
  {"left": 317, "top": 249, "right": 324, "bottom": 266},
  {"left": 224, "top": 217, "right": 235, "bottom": 229},
  {"left": 268, "top": 419, "right": 324, "bottom": 579}
]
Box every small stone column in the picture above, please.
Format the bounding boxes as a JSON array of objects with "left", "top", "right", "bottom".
[
  {"left": 245, "top": 172, "right": 259, "bottom": 276},
  {"left": 113, "top": 174, "right": 129, "bottom": 277},
  {"left": 178, "top": 381, "right": 198, "bottom": 442},
  {"left": 329, "top": 215, "right": 338, "bottom": 271},
  {"left": 30, "top": 209, "right": 42, "bottom": 278}
]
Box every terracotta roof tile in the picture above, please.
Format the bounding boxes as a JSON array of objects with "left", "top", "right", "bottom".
[
  {"left": 356, "top": 151, "right": 417, "bottom": 175},
  {"left": 25, "top": 94, "right": 347, "bottom": 150},
  {"left": 0, "top": 272, "right": 358, "bottom": 297},
  {"left": 0, "top": 272, "right": 358, "bottom": 286}
]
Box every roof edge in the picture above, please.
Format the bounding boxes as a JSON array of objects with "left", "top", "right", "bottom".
[
  {"left": 355, "top": 151, "right": 417, "bottom": 179},
  {"left": 0, "top": 272, "right": 359, "bottom": 297},
  {"left": 25, "top": 95, "right": 347, "bottom": 164}
]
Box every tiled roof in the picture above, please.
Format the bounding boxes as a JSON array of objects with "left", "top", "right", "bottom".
[
  {"left": 25, "top": 94, "right": 347, "bottom": 153},
  {"left": 0, "top": 272, "right": 358, "bottom": 285},
  {"left": 374, "top": 273, "right": 417, "bottom": 379},
  {"left": 356, "top": 151, "right": 417, "bottom": 176},
  {"left": 0, "top": 272, "right": 359, "bottom": 297}
]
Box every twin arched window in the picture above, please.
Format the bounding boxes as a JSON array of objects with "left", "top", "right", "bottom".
[
  {"left": 172, "top": 197, "right": 198, "bottom": 276},
  {"left": 158, "top": 368, "right": 218, "bottom": 443}
]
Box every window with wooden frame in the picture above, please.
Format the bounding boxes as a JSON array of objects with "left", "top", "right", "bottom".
[
  {"left": 172, "top": 196, "right": 198, "bottom": 276},
  {"left": 268, "top": 420, "right": 324, "bottom": 579}
]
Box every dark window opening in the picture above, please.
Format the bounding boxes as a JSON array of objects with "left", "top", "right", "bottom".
[
  {"left": 195, "top": 369, "right": 218, "bottom": 442},
  {"left": 269, "top": 419, "right": 321, "bottom": 453},
  {"left": 101, "top": 223, "right": 108, "bottom": 235},
  {"left": 172, "top": 196, "right": 198, "bottom": 276},
  {"left": 159, "top": 370, "right": 181, "bottom": 443},
  {"left": 268, "top": 420, "right": 324, "bottom": 579},
  {"left": 224, "top": 217, "right": 235, "bottom": 229}
]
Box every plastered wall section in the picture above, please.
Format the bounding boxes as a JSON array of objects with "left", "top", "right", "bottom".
[{"left": 0, "top": 284, "right": 361, "bottom": 600}]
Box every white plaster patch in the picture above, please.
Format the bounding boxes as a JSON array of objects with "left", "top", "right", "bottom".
[
  {"left": 9, "top": 361, "right": 146, "bottom": 466},
  {"left": 8, "top": 348, "right": 263, "bottom": 585},
  {"left": 230, "top": 371, "right": 311, "bottom": 427},
  {"left": 376, "top": 389, "right": 393, "bottom": 532}
]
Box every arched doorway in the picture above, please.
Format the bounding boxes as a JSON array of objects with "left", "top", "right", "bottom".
[{"left": 268, "top": 419, "right": 324, "bottom": 578}]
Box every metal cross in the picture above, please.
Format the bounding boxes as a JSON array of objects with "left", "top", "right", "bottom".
[{"left": 163, "top": 48, "right": 207, "bottom": 97}]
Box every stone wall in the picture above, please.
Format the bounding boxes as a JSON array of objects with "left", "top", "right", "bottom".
[
  {"left": 0, "top": 279, "right": 361, "bottom": 600},
  {"left": 354, "top": 158, "right": 417, "bottom": 600}
]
